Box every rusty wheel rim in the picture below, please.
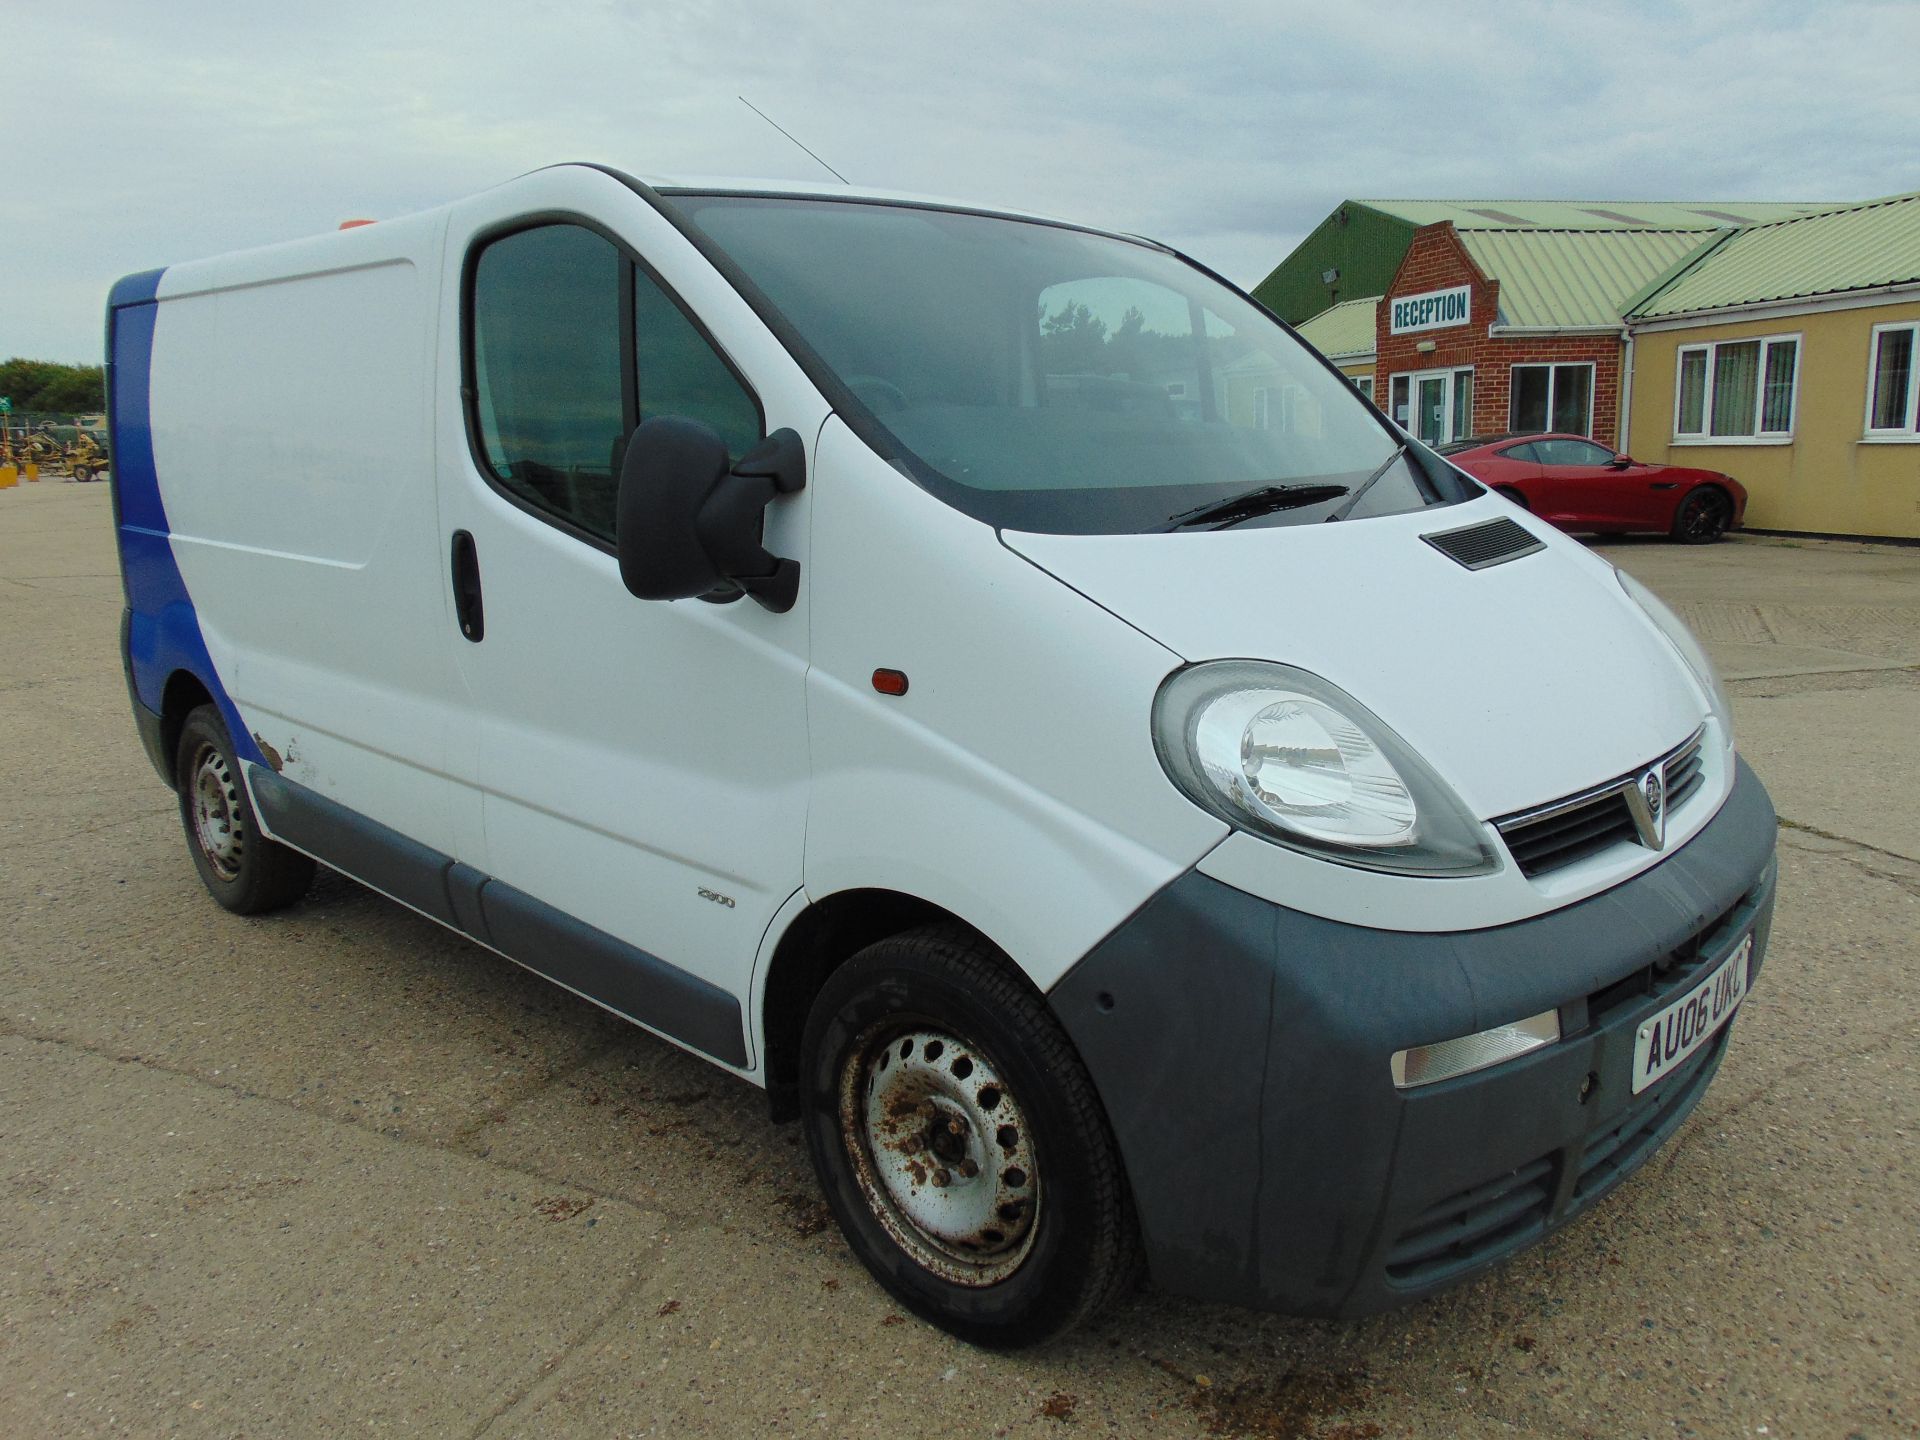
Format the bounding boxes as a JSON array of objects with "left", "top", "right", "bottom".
[
  {"left": 189, "top": 741, "right": 245, "bottom": 882},
  {"left": 839, "top": 1023, "right": 1041, "bottom": 1286}
]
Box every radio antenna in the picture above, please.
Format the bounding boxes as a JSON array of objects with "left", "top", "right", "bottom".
[{"left": 738, "top": 96, "right": 849, "bottom": 184}]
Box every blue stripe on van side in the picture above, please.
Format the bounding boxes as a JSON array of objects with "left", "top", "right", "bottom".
[
  {"left": 109, "top": 267, "right": 166, "bottom": 309},
  {"left": 109, "top": 271, "right": 266, "bottom": 769}
]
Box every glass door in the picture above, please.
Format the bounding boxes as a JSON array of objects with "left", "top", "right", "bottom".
[
  {"left": 1395, "top": 367, "right": 1474, "bottom": 444},
  {"left": 1416, "top": 375, "right": 1447, "bottom": 445}
]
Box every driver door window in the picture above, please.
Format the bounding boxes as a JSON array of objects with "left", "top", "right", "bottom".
[{"left": 469, "top": 223, "right": 762, "bottom": 544}]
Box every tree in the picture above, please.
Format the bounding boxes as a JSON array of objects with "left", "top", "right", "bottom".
[
  {"left": 1039, "top": 300, "right": 1110, "bottom": 375},
  {"left": 0, "top": 358, "right": 107, "bottom": 414}
]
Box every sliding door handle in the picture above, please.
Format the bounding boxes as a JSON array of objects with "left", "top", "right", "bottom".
[{"left": 451, "top": 530, "right": 485, "bottom": 642}]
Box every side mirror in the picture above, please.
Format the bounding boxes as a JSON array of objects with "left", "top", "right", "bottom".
[
  {"left": 615, "top": 417, "right": 805, "bottom": 613},
  {"left": 1608, "top": 454, "right": 1633, "bottom": 469}
]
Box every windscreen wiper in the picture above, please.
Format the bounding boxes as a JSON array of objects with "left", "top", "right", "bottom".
[
  {"left": 1323, "top": 444, "right": 1409, "bottom": 523},
  {"left": 1161, "top": 481, "right": 1352, "bottom": 532}
]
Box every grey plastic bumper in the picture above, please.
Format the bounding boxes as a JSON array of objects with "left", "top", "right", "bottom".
[{"left": 1049, "top": 756, "right": 1778, "bottom": 1317}]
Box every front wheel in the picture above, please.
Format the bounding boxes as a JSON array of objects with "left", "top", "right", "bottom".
[
  {"left": 799, "top": 926, "right": 1139, "bottom": 1347},
  {"left": 175, "top": 705, "right": 315, "bottom": 914},
  {"left": 1670, "top": 486, "right": 1733, "bottom": 543}
]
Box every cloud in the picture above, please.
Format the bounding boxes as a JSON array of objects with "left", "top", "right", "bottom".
[{"left": 4, "top": 0, "right": 1913, "bottom": 360}]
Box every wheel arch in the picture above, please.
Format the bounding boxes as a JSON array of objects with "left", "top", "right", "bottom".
[
  {"left": 759, "top": 887, "right": 992, "bottom": 1121},
  {"left": 157, "top": 669, "right": 217, "bottom": 788}
]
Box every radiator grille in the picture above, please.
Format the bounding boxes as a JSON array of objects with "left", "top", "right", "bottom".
[
  {"left": 1494, "top": 728, "right": 1709, "bottom": 879},
  {"left": 1664, "top": 731, "right": 1706, "bottom": 813}
]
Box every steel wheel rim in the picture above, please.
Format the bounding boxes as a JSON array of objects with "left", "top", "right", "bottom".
[
  {"left": 189, "top": 742, "right": 245, "bottom": 882},
  {"left": 839, "top": 1022, "right": 1041, "bottom": 1286}
]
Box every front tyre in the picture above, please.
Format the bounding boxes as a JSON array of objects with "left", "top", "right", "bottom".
[
  {"left": 1671, "top": 486, "right": 1733, "bottom": 543},
  {"left": 799, "top": 925, "right": 1138, "bottom": 1347},
  {"left": 175, "top": 705, "right": 315, "bottom": 914}
]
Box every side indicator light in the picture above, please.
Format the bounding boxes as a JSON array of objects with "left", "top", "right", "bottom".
[{"left": 872, "top": 668, "right": 909, "bottom": 696}]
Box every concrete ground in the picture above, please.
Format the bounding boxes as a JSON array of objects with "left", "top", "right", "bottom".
[{"left": 2, "top": 479, "right": 1915, "bottom": 1439}]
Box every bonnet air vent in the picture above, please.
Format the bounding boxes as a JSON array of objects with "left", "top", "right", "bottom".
[{"left": 1421, "top": 517, "right": 1546, "bottom": 571}]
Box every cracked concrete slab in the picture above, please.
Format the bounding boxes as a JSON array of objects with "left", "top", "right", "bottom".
[
  {"left": 1732, "top": 688, "right": 1920, "bottom": 862},
  {"left": 0, "top": 1031, "right": 666, "bottom": 1440}
]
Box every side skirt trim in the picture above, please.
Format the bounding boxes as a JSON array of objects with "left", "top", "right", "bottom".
[{"left": 248, "top": 768, "right": 748, "bottom": 1068}]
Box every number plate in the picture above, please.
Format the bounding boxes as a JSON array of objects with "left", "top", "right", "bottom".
[{"left": 1631, "top": 935, "right": 1751, "bottom": 1094}]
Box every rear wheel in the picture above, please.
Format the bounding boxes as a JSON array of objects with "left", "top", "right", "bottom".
[
  {"left": 1670, "top": 486, "right": 1732, "bottom": 543},
  {"left": 799, "top": 925, "right": 1138, "bottom": 1347},
  {"left": 71, "top": 464, "right": 92, "bottom": 483},
  {"left": 175, "top": 705, "right": 315, "bottom": 914}
]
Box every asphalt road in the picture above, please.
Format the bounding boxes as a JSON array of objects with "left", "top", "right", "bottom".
[{"left": 3, "top": 479, "right": 1916, "bottom": 1439}]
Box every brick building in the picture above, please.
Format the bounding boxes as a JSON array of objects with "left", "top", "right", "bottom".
[
  {"left": 1373, "top": 221, "right": 1752, "bottom": 449},
  {"left": 1260, "top": 200, "right": 1824, "bottom": 449}
]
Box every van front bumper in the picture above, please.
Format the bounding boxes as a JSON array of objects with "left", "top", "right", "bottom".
[{"left": 1049, "top": 755, "right": 1777, "bottom": 1318}]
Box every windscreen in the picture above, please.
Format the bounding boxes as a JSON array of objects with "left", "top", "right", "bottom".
[{"left": 674, "top": 194, "right": 1454, "bottom": 534}]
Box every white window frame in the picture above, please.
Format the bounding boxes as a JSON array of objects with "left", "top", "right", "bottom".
[
  {"left": 1671, "top": 332, "right": 1801, "bottom": 445},
  {"left": 1507, "top": 361, "right": 1596, "bottom": 436},
  {"left": 1862, "top": 320, "right": 1920, "bottom": 442},
  {"left": 1351, "top": 374, "right": 1374, "bottom": 401},
  {"left": 1395, "top": 365, "right": 1474, "bottom": 445}
]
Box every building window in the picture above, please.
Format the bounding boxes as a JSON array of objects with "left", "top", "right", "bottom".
[
  {"left": 1508, "top": 363, "right": 1594, "bottom": 436},
  {"left": 1352, "top": 374, "right": 1373, "bottom": 401},
  {"left": 1866, "top": 322, "right": 1919, "bottom": 437},
  {"left": 1253, "top": 387, "right": 1272, "bottom": 430},
  {"left": 1674, "top": 335, "right": 1799, "bottom": 441}
]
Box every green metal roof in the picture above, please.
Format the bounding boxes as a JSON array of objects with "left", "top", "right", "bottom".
[
  {"left": 1457, "top": 229, "right": 1720, "bottom": 330},
  {"left": 1355, "top": 199, "right": 1829, "bottom": 230},
  {"left": 1627, "top": 191, "right": 1920, "bottom": 319},
  {"left": 1295, "top": 295, "right": 1380, "bottom": 359}
]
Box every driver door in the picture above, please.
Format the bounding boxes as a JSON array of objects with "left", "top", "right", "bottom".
[{"left": 432, "top": 170, "right": 827, "bottom": 1061}]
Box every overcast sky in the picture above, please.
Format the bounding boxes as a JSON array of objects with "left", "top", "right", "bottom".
[{"left": 6, "top": 0, "right": 1917, "bottom": 362}]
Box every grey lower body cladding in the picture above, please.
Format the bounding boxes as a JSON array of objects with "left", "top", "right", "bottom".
[
  {"left": 247, "top": 766, "right": 747, "bottom": 1068},
  {"left": 1049, "top": 757, "right": 1777, "bottom": 1317}
]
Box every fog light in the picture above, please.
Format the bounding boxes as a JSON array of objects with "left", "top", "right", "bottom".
[{"left": 1390, "top": 1009, "right": 1560, "bottom": 1089}]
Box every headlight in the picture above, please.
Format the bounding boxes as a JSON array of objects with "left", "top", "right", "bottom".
[
  {"left": 1615, "top": 570, "right": 1734, "bottom": 746},
  {"left": 1152, "top": 661, "right": 1498, "bottom": 876}
]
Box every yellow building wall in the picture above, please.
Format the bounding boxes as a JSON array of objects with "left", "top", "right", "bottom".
[{"left": 1627, "top": 300, "right": 1920, "bottom": 539}]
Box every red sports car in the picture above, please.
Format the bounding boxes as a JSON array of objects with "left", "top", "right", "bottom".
[{"left": 1438, "top": 433, "right": 1747, "bottom": 543}]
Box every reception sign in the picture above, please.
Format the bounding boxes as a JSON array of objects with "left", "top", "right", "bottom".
[{"left": 1389, "top": 285, "right": 1473, "bottom": 335}]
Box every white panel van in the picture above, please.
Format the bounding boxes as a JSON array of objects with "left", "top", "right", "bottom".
[{"left": 108, "top": 164, "right": 1777, "bottom": 1346}]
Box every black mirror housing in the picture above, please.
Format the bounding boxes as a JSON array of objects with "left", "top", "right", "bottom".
[{"left": 615, "top": 418, "right": 805, "bottom": 612}]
